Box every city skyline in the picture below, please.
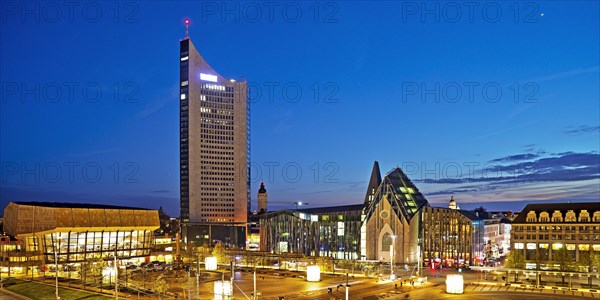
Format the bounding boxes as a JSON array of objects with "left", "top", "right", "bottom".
[{"left": 1, "top": 2, "right": 599, "bottom": 217}]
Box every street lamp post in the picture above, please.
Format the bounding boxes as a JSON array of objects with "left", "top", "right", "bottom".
[
  {"left": 187, "top": 269, "right": 191, "bottom": 300},
  {"left": 390, "top": 235, "right": 397, "bottom": 280},
  {"left": 345, "top": 272, "right": 349, "bottom": 300},
  {"left": 196, "top": 254, "right": 200, "bottom": 281},
  {"left": 114, "top": 248, "right": 118, "bottom": 300},
  {"left": 1, "top": 237, "right": 4, "bottom": 282},
  {"left": 55, "top": 236, "right": 60, "bottom": 300},
  {"left": 417, "top": 245, "right": 422, "bottom": 277},
  {"left": 253, "top": 267, "right": 257, "bottom": 300}
]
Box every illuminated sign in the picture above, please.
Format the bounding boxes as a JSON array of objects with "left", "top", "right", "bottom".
[
  {"left": 306, "top": 265, "right": 321, "bottom": 282},
  {"left": 446, "top": 274, "right": 464, "bottom": 294},
  {"left": 205, "top": 256, "right": 217, "bottom": 271},
  {"left": 214, "top": 280, "right": 232, "bottom": 298},
  {"left": 200, "top": 73, "right": 218, "bottom": 82}
]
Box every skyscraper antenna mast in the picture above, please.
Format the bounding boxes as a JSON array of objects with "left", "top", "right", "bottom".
[{"left": 185, "top": 19, "right": 190, "bottom": 37}]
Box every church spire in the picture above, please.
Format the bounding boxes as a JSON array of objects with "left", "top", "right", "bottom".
[
  {"left": 364, "top": 161, "right": 382, "bottom": 206},
  {"left": 258, "top": 181, "right": 266, "bottom": 193}
]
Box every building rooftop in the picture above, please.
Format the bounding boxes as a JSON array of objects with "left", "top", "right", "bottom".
[
  {"left": 512, "top": 202, "right": 600, "bottom": 223},
  {"left": 4, "top": 202, "right": 160, "bottom": 236},
  {"left": 298, "top": 204, "right": 364, "bottom": 214},
  {"left": 457, "top": 209, "right": 484, "bottom": 221},
  {"left": 13, "top": 201, "right": 151, "bottom": 210},
  {"left": 364, "top": 166, "right": 430, "bottom": 223}
]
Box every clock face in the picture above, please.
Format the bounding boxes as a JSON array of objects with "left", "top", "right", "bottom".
[{"left": 379, "top": 210, "right": 390, "bottom": 219}]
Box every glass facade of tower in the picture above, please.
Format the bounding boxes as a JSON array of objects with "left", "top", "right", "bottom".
[
  {"left": 258, "top": 205, "right": 364, "bottom": 259},
  {"left": 421, "top": 206, "right": 479, "bottom": 266},
  {"left": 179, "top": 37, "right": 249, "bottom": 246},
  {"left": 180, "top": 40, "right": 191, "bottom": 220}
]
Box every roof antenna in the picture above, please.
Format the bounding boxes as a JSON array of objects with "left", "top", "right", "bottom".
[{"left": 185, "top": 19, "right": 190, "bottom": 38}]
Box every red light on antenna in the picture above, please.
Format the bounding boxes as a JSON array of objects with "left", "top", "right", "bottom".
[{"left": 184, "top": 19, "right": 190, "bottom": 37}]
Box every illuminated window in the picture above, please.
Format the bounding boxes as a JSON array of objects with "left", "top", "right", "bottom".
[
  {"left": 180, "top": 94, "right": 186, "bottom": 100},
  {"left": 181, "top": 81, "right": 188, "bottom": 86},
  {"left": 337, "top": 222, "right": 345, "bottom": 236},
  {"left": 514, "top": 243, "right": 524, "bottom": 249},
  {"left": 180, "top": 56, "right": 189, "bottom": 61},
  {"left": 382, "top": 233, "right": 392, "bottom": 251},
  {"left": 566, "top": 244, "right": 576, "bottom": 251},
  {"left": 578, "top": 244, "right": 590, "bottom": 251},
  {"left": 526, "top": 243, "right": 537, "bottom": 250},
  {"left": 539, "top": 243, "right": 549, "bottom": 249},
  {"left": 552, "top": 243, "right": 563, "bottom": 250}
]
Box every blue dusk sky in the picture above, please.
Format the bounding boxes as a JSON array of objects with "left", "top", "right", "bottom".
[{"left": 1, "top": 1, "right": 599, "bottom": 216}]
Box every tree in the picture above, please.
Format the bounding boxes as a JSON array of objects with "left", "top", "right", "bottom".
[
  {"left": 553, "top": 246, "right": 575, "bottom": 284},
  {"left": 474, "top": 206, "right": 487, "bottom": 213},
  {"left": 84, "top": 257, "right": 107, "bottom": 291},
  {"left": 154, "top": 274, "right": 169, "bottom": 299},
  {"left": 316, "top": 256, "right": 334, "bottom": 273},
  {"left": 505, "top": 250, "right": 525, "bottom": 282},
  {"left": 196, "top": 245, "right": 210, "bottom": 261},
  {"left": 80, "top": 259, "right": 90, "bottom": 289},
  {"left": 579, "top": 248, "right": 600, "bottom": 286},
  {"left": 243, "top": 254, "right": 258, "bottom": 268},
  {"left": 337, "top": 260, "right": 353, "bottom": 275},
  {"left": 531, "top": 249, "right": 549, "bottom": 286},
  {"left": 212, "top": 242, "right": 225, "bottom": 263},
  {"left": 362, "top": 263, "right": 375, "bottom": 278}
]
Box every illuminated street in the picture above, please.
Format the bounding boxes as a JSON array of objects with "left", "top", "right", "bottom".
[{"left": 176, "top": 267, "right": 599, "bottom": 299}]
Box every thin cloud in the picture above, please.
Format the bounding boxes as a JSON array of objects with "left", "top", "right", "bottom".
[
  {"left": 135, "top": 87, "right": 178, "bottom": 119},
  {"left": 564, "top": 125, "right": 600, "bottom": 135},
  {"left": 272, "top": 110, "right": 293, "bottom": 134},
  {"left": 420, "top": 151, "right": 600, "bottom": 185},
  {"left": 525, "top": 66, "right": 600, "bottom": 84},
  {"left": 419, "top": 151, "right": 600, "bottom": 205},
  {"left": 489, "top": 153, "right": 540, "bottom": 163},
  {"left": 150, "top": 190, "right": 170, "bottom": 193}
]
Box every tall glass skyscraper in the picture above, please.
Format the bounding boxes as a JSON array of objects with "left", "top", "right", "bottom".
[{"left": 179, "top": 33, "right": 249, "bottom": 247}]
